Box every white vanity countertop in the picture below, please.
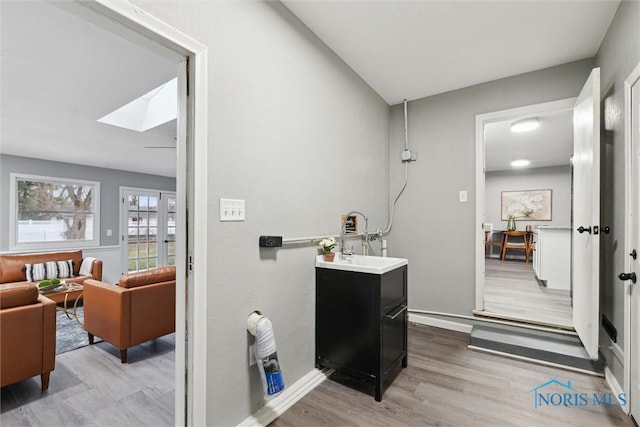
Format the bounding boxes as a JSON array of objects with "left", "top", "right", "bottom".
[{"left": 315, "top": 254, "right": 408, "bottom": 275}]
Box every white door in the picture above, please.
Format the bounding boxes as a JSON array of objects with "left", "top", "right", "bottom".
[
  {"left": 629, "top": 74, "right": 640, "bottom": 424},
  {"left": 572, "top": 68, "right": 601, "bottom": 359},
  {"left": 121, "top": 188, "right": 176, "bottom": 273}
]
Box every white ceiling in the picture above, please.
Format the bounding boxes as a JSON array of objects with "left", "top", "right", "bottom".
[
  {"left": 0, "top": 1, "right": 178, "bottom": 177},
  {"left": 485, "top": 109, "right": 573, "bottom": 172},
  {"left": 0, "top": 1, "right": 621, "bottom": 177},
  {"left": 281, "top": 0, "right": 620, "bottom": 105}
]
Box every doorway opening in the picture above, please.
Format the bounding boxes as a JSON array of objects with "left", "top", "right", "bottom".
[
  {"left": 475, "top": 98, "right": 576, "bottom": 329},
  {"left": 475, "top": 68, "right": 602, "bottom": 362},
  {"left": 33, "top": 1, "right": 208, "bottom": 424}
]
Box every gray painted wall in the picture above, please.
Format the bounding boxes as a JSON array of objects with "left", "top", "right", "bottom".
[
  {"left": 130, "top": 2, "right": 389, "bottom": 425},
  {"left": 387, "top": 59, "right": 594, "bottom": 315},
  {"left": 485, "top": 166, "right": 571, "bottom": 229},
  {"left": 595, "top": 0, "right": 640, "bottom": 388},
  {"left": 0, "top": 154, "right": 175, "bottom": 251}
]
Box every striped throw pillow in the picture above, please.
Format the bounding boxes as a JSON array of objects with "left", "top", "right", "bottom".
[
  {"left": 43, "top": 261, "right": 58, "bottom": 279},
  {"left": 56, "top": 259, "right": 74, "bottom": 278},
  {"left": 24, "top": 261, "right": 61, "bottom": 281}
]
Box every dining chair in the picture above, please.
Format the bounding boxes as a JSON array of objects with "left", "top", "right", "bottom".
[{"left": 501, "top": 230, "right": 532, "bottom": 262}]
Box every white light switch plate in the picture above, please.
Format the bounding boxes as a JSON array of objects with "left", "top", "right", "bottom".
[
  {"left": 220, "top": 198, "right": 245, "bottom": 221},
  {"left": 459, "top": 190, "right": 468, "bottom": 202}
]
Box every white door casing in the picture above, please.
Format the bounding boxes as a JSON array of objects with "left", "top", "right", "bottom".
[
  {"left": 66, "top": 2, "right": 209, "bottom": 424},
  {"left": 628, "top": 68, "right": 640, "bottom": 423},
  {"left": 572, "top": 68, "right": 601, "bottom": 360}
]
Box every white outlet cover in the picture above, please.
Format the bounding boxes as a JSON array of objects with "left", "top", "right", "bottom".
[{"left": 459, "top": 190, "right": 468, "bottom": 202}]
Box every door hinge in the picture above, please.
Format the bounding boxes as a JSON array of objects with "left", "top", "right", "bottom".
[{"left": 188, "top": 255, "right": 193, "bottom": 272}]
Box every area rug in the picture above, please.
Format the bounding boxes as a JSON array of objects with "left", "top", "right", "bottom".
[{"left": 56, "top": 306, "right": 101, "bottom": 354}]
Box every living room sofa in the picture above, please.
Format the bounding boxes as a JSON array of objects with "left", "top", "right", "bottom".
[
  {"left": 83, "top": 265, "right": 175, "bottom": 363},
  {"left": 0, "top": 250, "right": 103, "bottom": 286},
  {"left": 0, "top": 283, "right": 56, "bottom": 391}
]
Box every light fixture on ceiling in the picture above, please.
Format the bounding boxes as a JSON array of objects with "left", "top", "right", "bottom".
[
  {"left": 510, "top": 117, "right": 540, "bottom": 133},
  {"left": 510, "top": 158, "right": 531, "bottom": 167}
]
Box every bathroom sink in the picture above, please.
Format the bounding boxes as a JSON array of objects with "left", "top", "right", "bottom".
[{"left": 315, "top": 253, "right": 408, "bottom": 275}]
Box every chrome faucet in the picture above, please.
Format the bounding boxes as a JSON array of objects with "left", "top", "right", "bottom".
[{"left": 341, "top": 211, "right": 369, "bottom": 256}]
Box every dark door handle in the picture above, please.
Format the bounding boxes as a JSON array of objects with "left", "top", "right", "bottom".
[
  {"left": 577, "top": 226, "right": 592, "bottom": 234},
  {"left": 618, "top": 272, "right": 637, "bottom": 283}
]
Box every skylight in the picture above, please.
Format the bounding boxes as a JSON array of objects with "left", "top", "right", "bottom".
[{"left": 97, "top": 78, "right": 177, "bottom": 132}]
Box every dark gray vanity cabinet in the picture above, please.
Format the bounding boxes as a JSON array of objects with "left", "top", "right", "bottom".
[{"left": 315, "top": 265, "right": 407, "bottom": 402}]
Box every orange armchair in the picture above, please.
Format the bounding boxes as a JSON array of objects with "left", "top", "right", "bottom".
[
  {"left": 83, "top": 266, "right": 175, "bottom": 363},
  {"left": 0, "top": 283, "right": 56, "bottom": 391}
]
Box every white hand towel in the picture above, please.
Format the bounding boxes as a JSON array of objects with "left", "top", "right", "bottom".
[{"left": 79, "top": 257, "right": 97, "bottom": 276}]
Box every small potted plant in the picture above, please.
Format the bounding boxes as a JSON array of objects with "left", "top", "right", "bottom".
[{"left": 319, "top": 237, "right": 337, "bottom": 262}]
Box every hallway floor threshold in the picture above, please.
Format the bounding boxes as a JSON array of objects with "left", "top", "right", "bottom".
[{"left": 472, "top": 309, "right": 576, "bottom": 333}]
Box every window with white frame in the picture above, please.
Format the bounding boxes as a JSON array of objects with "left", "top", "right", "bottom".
[{"left": 10, "top": 173, "right": 100, "bottom": 249}]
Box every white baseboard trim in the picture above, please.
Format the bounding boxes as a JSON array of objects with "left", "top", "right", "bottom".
[
  {"left": 604, "top": 365, "right": 629, "bottom": 414},
  {"left": 238, "top": 368, "right": 332, "bottom": 427},
  {"left": 408, "top": 312, "right": 473, "bottom": 334}
]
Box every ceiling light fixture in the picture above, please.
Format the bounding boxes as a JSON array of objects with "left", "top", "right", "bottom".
[
  {"left": 510, "top": 117, "right": 540, "bottom": 133},
  {"left": 511, "top": 159, "right": 531, "bottom": 167}
]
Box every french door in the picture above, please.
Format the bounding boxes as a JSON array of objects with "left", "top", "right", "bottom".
[{"left": 120, "top": 187, "right": 176, "bottom": 274}]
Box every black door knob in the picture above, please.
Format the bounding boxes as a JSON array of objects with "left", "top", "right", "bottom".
[
  {"left": 577, "top": 226, "right": 592, "bottom": 234},
  {"left": 618, "top": 272, "right": 637, "bottom": 283}
]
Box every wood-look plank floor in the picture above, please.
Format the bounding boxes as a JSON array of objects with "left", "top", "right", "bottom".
[
  {"left": 1, "top": 334, "right": 175, "bottom": 427},
  {"left": 270, "top": 324, "right": 633, "bottom": 427},
  {"left": 483, "top": 258, "right": 573, "bottom": 328}
]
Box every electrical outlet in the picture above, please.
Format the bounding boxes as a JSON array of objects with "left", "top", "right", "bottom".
[{"left": 459, "top": 190, "right": 468, "bottom": 202}]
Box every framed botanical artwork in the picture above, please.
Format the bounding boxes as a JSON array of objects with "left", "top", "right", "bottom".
[{"left": 501, "top": 189, "right": 552, "bottom": 221}]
